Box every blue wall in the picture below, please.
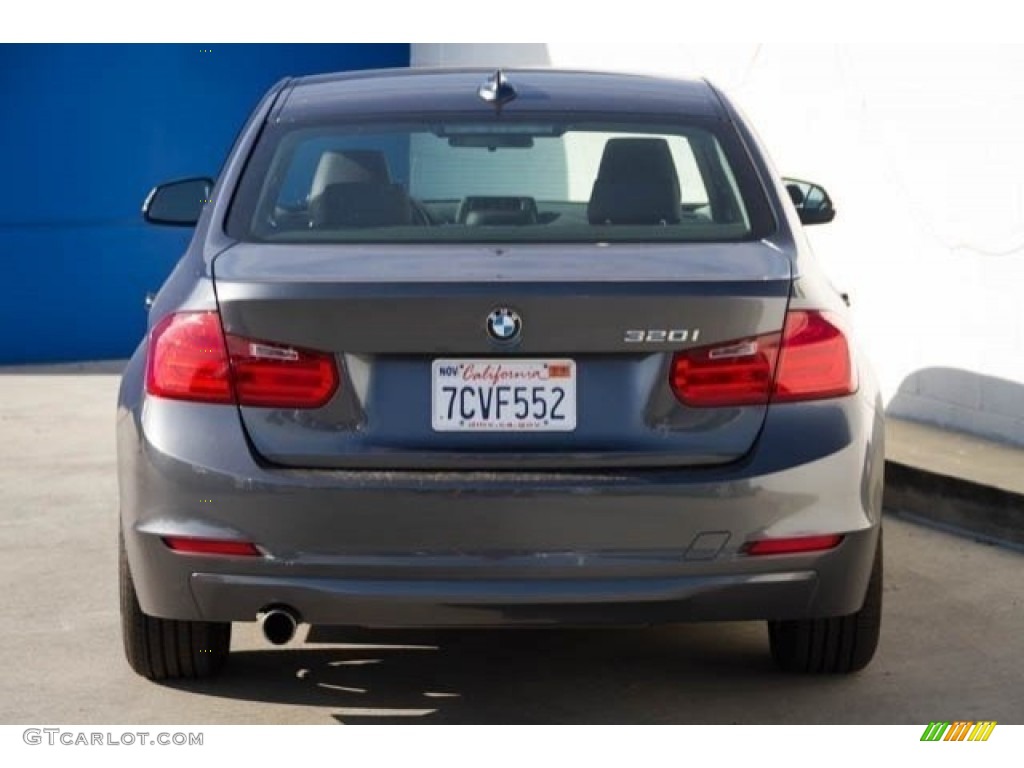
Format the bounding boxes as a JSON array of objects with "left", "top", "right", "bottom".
[{"left": 0, "top": 44, "right": 409, "bottom": 364}]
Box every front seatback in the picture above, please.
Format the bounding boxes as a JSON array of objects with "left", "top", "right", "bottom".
[
  {"left": 311, "top": 182, "right": 414, "bottom": 228},
  {"left": 587, "top": 138, "right": 682, "bottom": 225}
]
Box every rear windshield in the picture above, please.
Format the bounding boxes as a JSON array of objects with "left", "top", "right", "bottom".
[{"left": 226, "top": 117, "right": 774, "bottom": 243}]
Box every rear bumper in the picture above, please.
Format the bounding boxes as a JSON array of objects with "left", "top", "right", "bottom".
[
  {"left": 117, "top": 352, "right": 885, "bottom": 628},
  {"left": 190, "top": 568, "right": 826, "bottom": 627}
]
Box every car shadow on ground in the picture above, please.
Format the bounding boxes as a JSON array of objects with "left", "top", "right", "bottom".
[{"left": 167, "top": 623, "right": 864, "bottom": 723}]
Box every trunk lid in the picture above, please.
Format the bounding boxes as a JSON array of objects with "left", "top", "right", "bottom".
[{"left": 213, "top": 242, "right": 791, "bottom": 469}]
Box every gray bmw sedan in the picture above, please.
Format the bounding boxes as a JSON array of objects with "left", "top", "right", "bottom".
[{"left": 118, "top": 67, "right": 883, "bottom": 680}]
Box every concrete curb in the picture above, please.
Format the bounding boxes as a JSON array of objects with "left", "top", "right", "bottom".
[{"left": 884, "top": 459, "right": 1024, "bottom": 549}]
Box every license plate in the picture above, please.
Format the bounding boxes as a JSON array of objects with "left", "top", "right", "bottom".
[{"left": 431, "top": 359, "right": 577, "bottom": 432}]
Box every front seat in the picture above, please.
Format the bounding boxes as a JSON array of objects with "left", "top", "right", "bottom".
[
  {"left": 312, "top": 183, "right": 414, "bottom": 228},
  {"left": 307, "top": 150, "right": 413, "bottom": 228},
  {"left": 587, "top": 138, "right": 682, "bottom": 225}
]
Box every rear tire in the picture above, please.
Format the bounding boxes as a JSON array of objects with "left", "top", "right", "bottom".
[
  {"left": 768, "top": 531, "right": 882, "bottom": 674},
  {"left": 119, "top": 532, "right": 231, "bottom": 680}
]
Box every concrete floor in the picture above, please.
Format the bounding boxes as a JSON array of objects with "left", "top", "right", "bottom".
[
  {"left": 887, "top": 417, "right": 1024, "bottom": 496},
  {"left": 1, "top": 367, "right": 1022, "bottom": 724}
]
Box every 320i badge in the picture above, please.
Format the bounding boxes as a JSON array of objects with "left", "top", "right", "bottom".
[{"left": 118, "top": 67, "right": 884, "bottom": 681}]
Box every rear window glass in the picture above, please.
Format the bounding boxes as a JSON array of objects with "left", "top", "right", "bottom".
[{"left": 226, "top": 118, "right": 773, "bottom": 243}]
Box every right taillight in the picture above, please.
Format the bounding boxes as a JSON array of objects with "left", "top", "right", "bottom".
[
  {"left": 670, "top": 332, "right": 781, "bottom": 407},
  {"left": 772, "top": 310, "right": 857, "bottom": 402},
  {"left": 145, "top": 311, "right": 339, "bottom": 408},
  {"left": 670, "top": 309, "right": 856, "bottom": 407}
]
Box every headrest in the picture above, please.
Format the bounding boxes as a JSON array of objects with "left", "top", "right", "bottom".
[
  {"left": 310, "top": 150, "right": 391, "bottom": 200},
  {"left": 594, "top": 138, "right": 681, "bottom": 194},
  {"left": 587, "top": 138, "right": 682, "bottom": 225}
]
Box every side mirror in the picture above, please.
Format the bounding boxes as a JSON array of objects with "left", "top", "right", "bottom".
[
  {"left": 142, "top": 177, "right": 214, "bottom": 226},
  {"left": 782, "top": 178, "right": 836, "bottom": 226}
]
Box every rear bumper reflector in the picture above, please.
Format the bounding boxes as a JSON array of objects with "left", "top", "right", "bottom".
[
  {"left": 744, "top": 534, "right": 843, "bottom": 556},
  {"left": 162, "top": 536, "right": 263, "bottom": 557}
]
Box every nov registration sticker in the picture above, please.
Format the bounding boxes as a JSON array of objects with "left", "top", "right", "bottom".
[{"left": 431, "top": 359, "right": 577, "bottom": 432}]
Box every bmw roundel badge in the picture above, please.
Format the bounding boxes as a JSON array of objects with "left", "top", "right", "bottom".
[{"left": 486, "top": 307, "right": 522, "bottom": 344}]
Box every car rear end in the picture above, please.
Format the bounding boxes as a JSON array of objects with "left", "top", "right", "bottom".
[{"left": 117, "top": 69, "right": 883, "bottom": 679}]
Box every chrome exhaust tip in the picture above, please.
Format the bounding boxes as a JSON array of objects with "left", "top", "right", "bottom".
[{"left": 260, "top": 606, "right": 299, "bottom": 646}]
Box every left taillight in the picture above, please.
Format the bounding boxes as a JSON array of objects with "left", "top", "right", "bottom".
[
  {"left": 145, "top": 311, "right": 339, "bottom": 408},
  {"left": 145, "top": 312, "right": 234, "bottom": 403},
  {"left": 225, "top": 334, "right": 338, "bottom": 408}
]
